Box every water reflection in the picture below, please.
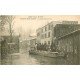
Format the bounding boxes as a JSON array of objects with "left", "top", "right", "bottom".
[
  {"left": 1, "top": 52, "right": 66, "bottom": 65},
  {"left": 30, "top": 54, "right": 66, "bottom": 65}
]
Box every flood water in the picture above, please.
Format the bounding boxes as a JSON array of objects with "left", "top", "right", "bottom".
[
  {"left": 29, "top": 54, "right": 66, "bottom": 65},
  {"left": 1, "top": 49, "right": 67, "bottom": 65}
]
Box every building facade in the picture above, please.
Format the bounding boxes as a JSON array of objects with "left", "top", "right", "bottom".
[
  {"left": 54, "top": 21, "right": 80, "bottom": 64},
  {"left": 57, "top": 30, "right": 80, "bottom": 64},
  {"left": 36, "top": 21, "right": 61, "bottom": 45},
  {"left": 54, "top": 23, "right": 79, "bottom": 38}
]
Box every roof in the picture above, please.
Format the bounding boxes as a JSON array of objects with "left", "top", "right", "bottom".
[
  {"left": 36, "top": 21, "right": 62, "bottom": 31},
  {"left": 58, "top": 29, "right": 80, "bottom": 40},
  {"left": 55, "top": 24, "right": 80, "bottom": 27}
]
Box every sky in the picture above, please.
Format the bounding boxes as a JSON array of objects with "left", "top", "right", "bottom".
[{"left": 13, "top": 15, "right": 80, "bottom": 39}]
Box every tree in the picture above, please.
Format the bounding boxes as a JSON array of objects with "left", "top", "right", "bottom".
[
  {"left": 0, "top": 16, "right": 15, "bottom": 40},
  {"left": 5, "top": 16, "right": 15, "bottom": 42},
  {"left": 0, "top": 15, "right": 7, "bottom": 31}
]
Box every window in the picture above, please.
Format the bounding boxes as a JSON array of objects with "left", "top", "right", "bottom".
[
  {"left": 49, "top": 24, "right": 53, "bottom": 30},
  {"left": 48, "top": 25, "right": 51, "bottom": 30},
  {"left": 41, "top": 34, "right": 44, "bottom": 39},
  {"left": 37, "top": 32, "right": 40, "bottom": 36},
  {"left": 41, "top": 29, "right": 43, "bottom": 33},
  {"left": 48, "top": 32, "right": 51, "bottom": 37},
  {"left": 45, "top": 33, "right": 47, "bottom": 38},
  {"left": 45, "top": 27, "right": 47, "bottom": 31},
  {"left": 48, "top": 41, "right": 50, "bottom": 45},
  {"left": 51, "top": 24, "right": 53, "bottom": 27}
]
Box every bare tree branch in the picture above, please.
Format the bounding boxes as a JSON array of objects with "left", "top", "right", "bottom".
[
  {"left": 0, "top": 15, "right": 7, "bottom": 31},
  {"left": 0, "top": 15, "right": 15, "bottom": 42}
]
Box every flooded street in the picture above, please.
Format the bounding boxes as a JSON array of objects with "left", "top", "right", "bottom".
[
  {"left": 30, "top": 54, "right": 66, "bottom": 65},
  {"left": 30, "top": 54, "right": 56, "bottom": 65},
  {"left": 1, "top": 16, "right": 80, "bottom": 65},
  {"left": 1, "top": 49, "right": 40, "bottom": 65},
  {"left": 1, "top": 48, "right": 66, "bottom": 65},
  {"left": 10, "top": 53, "right": 39, "bottom": 65}
]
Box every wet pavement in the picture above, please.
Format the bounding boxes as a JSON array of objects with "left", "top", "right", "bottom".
[
  {"left": 1, "top": 49, "right": 40, "bottom": 65},
  {"left": 10, "top": 52, "right": 39, "bottom": 65},
  {"left": 1, "top": 49, "right": 67, "bottom": 65},
  {"left": 30, "top": 54, "right": 67, "bottom": 65}
]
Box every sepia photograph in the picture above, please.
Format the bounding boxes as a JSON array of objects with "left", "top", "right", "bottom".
[
  {"left": 0, "top": 15, "right": 80, "bottom": 65},
  {"left": 1, "top": 0, "right": 80, "bottom": 80}
]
